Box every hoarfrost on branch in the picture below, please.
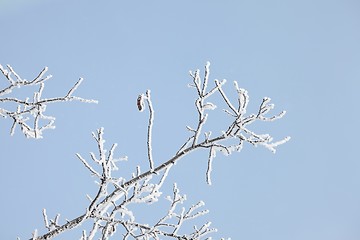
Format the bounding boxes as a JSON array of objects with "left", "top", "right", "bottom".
[
  {"left": 0, "top": 64, "right": 97, "bottom": 138},
  {"left": 13, "top": 62, "right": 289, "bottom": 239}
]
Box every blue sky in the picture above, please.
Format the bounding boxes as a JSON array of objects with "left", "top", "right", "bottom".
[{"left": 0, "top": 0, "right": 359, "bottom": 239}]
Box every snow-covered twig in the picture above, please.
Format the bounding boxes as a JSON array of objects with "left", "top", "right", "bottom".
[
  {"left": 145, "top": 90, "right": 155, "bottom": 171},
  {"left": 0, "top": 64, "right": 97, "bottom": 138}
]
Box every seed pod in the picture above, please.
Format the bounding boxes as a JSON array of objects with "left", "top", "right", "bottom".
[{"left": 137, "top": 94, "right": 145, "bottom": 112}]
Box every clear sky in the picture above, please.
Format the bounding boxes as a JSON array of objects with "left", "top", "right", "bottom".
[{"left": 1, "top": 0, "right": 359, "bottom": 239}]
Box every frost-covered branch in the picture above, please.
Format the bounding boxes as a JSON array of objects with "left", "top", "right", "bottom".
[
  {"left": 30, "top": 128, "right": 215, "bottom": 239},
  {"left": 187, "top": 62, "right": 290, "bottom": 184},
  {"left": 145, "top": 90, "right": 155, "bottom": 170},
  {"left": 0, "top": 64, "right": 97, "bottom": 138},
  {"left": 28, "top": 62, "right": 288, "bottom": 239},
  {"left": 137, "top": 91, "right": 155, "bottom": 170}
]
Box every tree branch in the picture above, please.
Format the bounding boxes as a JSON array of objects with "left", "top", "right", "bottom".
[
  {"left": 28, "top": 62, "right": 289, "bottom": 240},
  {"left": 0, "top": 65, "right": 97, "bottom": 138}
]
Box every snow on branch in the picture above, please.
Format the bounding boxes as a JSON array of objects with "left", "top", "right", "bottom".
[
  {"left": 145, "top": 90, "right": 155, "bottom": 170},
  {"left": 186, "top": 62, "right": 290, "bottom": 184},
  {"left": 27, "top": 62, "right": 288, "bottom": 240},
  {"left": 30, "top": 128, "right": 215, "bottom": 239},
  {"left": 137, "top": 90, "right": 155, "bottom": 170},
  {"left": 0, "top": 64, "right": 97, "bottom": 139}
]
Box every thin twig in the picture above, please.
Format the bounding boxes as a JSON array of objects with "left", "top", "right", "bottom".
[{"left": 145, "top": 90, "right": 155, "bottom": 170}]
